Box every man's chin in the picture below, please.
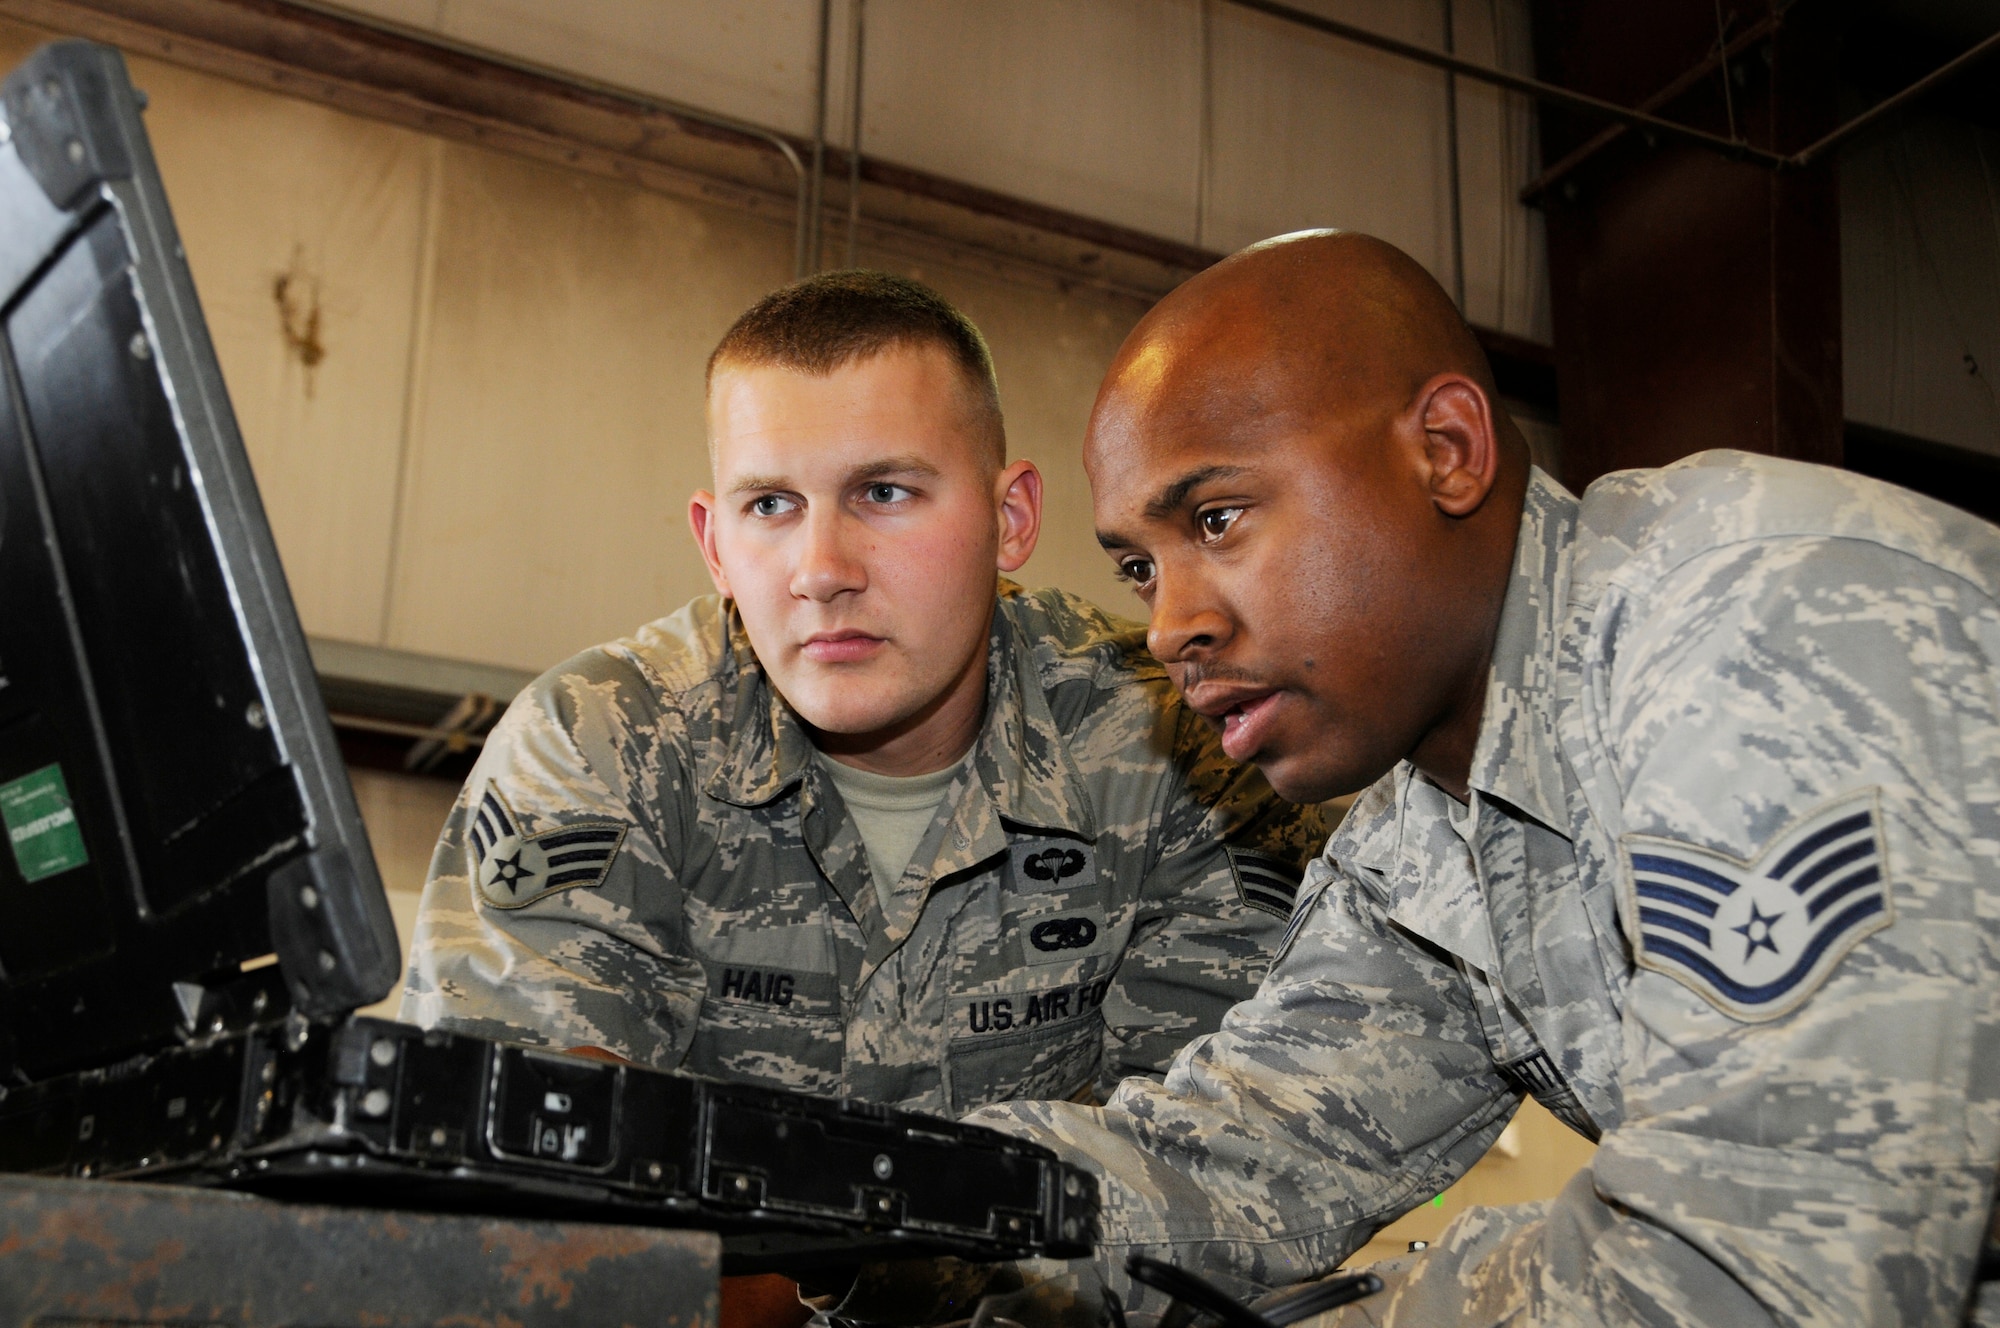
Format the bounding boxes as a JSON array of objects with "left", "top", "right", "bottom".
[
  {"left": 1261, "top": 764, "right": 1344, "bottom": 805},
  {"left": 791, "top": 703, "right": 907, "bottom": 740},
  {"left": 779, "top": 679, "right": 917, "bottom": 742},
  {"left": 1255, "top": 744, "right": 1389, "bottom": 805}
]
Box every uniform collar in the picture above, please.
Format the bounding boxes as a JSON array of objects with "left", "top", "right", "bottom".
[
  {"left": 702, "top": 603, "right": 814, "bottom": 807},
  {"left": 1464, "top": 467, "right": 1579, "bottom": 837},
  {"left": 703, "top": 587, "right": 1098, "bottom": 843},
  {"left": 1332, "top": 467, "right": 1580, "bottom": 881},
  {"left": 968, "top": 584, "right": 1098, "bottom": 842}
]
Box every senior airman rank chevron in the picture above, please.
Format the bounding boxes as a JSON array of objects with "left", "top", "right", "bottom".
[
  {"left": 1625, "top": 789, "right": 1893, "bottom": 1023},
  {"left": 470, "top": 788, "right": 628, "bottom": 911},
  {"left": 1227, "top": 847, "right": 1304, "bottom": 920}
]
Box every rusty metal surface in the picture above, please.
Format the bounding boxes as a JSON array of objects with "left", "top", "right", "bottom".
[{"left": 0, "top": 1172, "right": 719, "bottom": 1327}]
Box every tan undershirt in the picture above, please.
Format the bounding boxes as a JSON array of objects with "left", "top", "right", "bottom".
[{"left": 815, "top": 752, "right": 967, "bottom": 900}]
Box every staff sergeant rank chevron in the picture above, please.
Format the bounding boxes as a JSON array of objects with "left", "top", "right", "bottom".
[
  {"left": 1625, "top": 790, "right": 1893, "bottom": 1023},
  {"left": 1225, "top": 847, "right": 1303, "bottom": 920},
  {"left": 472, "top": 789, "right": 628, "bottom": 911}
]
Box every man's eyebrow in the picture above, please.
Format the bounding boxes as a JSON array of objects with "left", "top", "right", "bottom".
[
  {"left": 846, "top": 454, "right": 942, "bottom": 483},
  {"left": 1144, "top": 464, "right": 1246, "bottom": 521},
  {"left": 726, "top": 454, "right": 942, "bottom": 497}
]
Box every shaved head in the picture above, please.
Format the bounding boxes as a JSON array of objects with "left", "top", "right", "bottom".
[
  {"left": 1087, "top": 230, "right": 1530, "bottom": 802},
  {"left": 1111, "top": 231, "right": 1502, "bottom": 445}
]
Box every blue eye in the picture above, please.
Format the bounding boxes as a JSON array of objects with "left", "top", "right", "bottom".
[
  {"left": 749, "top": 494, "right": 798, "bottom": 517},
  {"left": 864, "top": 483, "right": 912, "bottom": 505}
]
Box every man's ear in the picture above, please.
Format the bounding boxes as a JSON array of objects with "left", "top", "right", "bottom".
[
  {"left": 1417, "top": 375, "right": 1500, "bottom": 519},
  {"left": 995, "top": 459, "right": 1043, "bottom": 573},
  {"left": 688, "top": 491, "right": 732, "bottom": 598}
]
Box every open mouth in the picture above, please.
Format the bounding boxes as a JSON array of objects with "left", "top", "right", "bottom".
[{"left": 1217, "top": 692, "right": 1279, "bottom": 761}]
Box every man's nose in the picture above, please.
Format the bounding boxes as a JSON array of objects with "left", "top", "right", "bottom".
[
  {"left": 1146, "top": 565, "right": 1231, "bottom": 663},
  {"left": 790, "top": 509, "right": 867, "bottom": 602}
]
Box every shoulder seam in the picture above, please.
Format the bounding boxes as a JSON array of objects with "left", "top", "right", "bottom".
[{"left": 1605, "top": 528, "right": 2000, "bottom": 607}]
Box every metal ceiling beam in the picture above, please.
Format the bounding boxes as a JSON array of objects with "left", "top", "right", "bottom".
[
  {"left": 1218, "top": 0, "right": 2000, "bottom": 185},
  {"left": 1791, "top": 25, "right": 2000, "bottom": 166},
  {"left": 1521, "top": 6, "right": 1788, "bottom": 203},
  {"left": 272, "top": 0, "right": 816, "bottom": 278},
  {"left": 1219, "top": 0, "right": 1789, "bottom": 168}
]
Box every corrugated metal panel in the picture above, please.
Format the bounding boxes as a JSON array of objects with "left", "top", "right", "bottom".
[
  {"left": 380, "top": 143, "right": 792, "bottom": 669},
  {"left": 1207, "top": 3, "right": 1447, "bottom": 256},
  {"left": 373, "top": 140, "right": 1145, "bottom": 671}
]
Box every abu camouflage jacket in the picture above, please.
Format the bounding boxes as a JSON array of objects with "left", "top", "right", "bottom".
[
  {"left": 401, "top": 583, "right": 1325, "bottom": 1115},
  {"left": 966, "top": 456, "right": 2000, "bottom": 1327}
]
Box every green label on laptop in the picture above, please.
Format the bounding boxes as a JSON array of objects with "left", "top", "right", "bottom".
[{"left": 1, "top": 764, "right": 89, "bottom": 883}]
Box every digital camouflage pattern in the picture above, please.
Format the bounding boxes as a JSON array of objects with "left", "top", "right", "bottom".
[
  {"left": 953, "top": 454, "right": 2000, "bottom": 1327},
  {"left": 401, "top": 583, "right": 1325, "bottom": 1114}
]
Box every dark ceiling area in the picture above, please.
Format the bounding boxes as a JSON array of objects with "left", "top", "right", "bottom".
[
  {"left": 1521, "top": 0, "right": 1997, "bottom": 509},
  {"left": 1843, "top": 0, "right": 2000, "bottom": 127}
]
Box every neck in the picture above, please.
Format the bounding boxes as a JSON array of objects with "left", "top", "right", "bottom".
[
  {"left": 1408, "top": 649, "right": 1489, "bottom": 803},
  {"left": 1408, "top": 459, "right": 1530, "bottom": 802},
  {"left": 811, "top": 649, "right": 988, "bottom": 777}
]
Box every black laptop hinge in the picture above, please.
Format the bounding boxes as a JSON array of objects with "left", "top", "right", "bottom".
[
  {"left": 170, "top": 963, "right": 290, "bottom": 1044},
  {"left": 267, "top": 847, "right": 398, "bottom": 1019},
  {"left": 1, "top": 41, "right": 135, "bottom": 210}
]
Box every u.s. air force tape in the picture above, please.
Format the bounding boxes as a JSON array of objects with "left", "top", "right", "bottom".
[
  {"left": 471, "top": 788, "right": 628, "bottom": 910},
  {"left": 1226, "top": 846, "right": 1303, "bottom": 919}
]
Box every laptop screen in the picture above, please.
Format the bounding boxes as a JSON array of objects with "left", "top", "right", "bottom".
[{"left": 0, "top": 41, "right": 396, "bottom": 1081}]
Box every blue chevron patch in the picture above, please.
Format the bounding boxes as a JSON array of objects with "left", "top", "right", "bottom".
[{"left": 1624, "top": 790, "right": 1892, "bottom": 1022}]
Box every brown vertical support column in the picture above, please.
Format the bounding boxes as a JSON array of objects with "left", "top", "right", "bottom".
[{"left": 1530, "top": 1, "right": 1843, "bottom": 492}]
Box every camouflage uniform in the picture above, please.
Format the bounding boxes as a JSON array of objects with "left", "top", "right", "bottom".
[
  {"left": 957, "top": 454, "right": 2000, "bottom": 1326},
  {"left": 401, "top": 583, "right": 1324, "bottom": 1115}
]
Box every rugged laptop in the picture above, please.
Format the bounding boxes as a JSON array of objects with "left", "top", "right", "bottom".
[{"left": 0, "top": 38, "right": 1095, "bottom": 1275}]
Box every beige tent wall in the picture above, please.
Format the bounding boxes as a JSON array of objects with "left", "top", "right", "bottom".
[
  {"left": 0, "top": 15, "right": 1149, "bottom": 679},
  {"left": 325, "top": 0, "right": 1551, "bottom": 343},
  {"left": 380, "top": 145, "right": 1147, "bottom": 671}
]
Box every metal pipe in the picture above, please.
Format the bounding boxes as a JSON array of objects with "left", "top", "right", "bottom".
[
  {"left": 1520, "top": 7, "right": 1783, "bottom": 202},
  {"left": 276, "top": 0, "right": 814, "bottom": 280},
  {"left": 1218, "top": 0, "right": 1789, "bottom": 169},
  {"left": 1225, "top": 0, "right": 1999, "bottom": 187},
  {"left": 806, "top": 0, "right": 832, "bottom": 274},
  {"left": 1712, "top": 0, "right": 1739, "bottom": 142},
  {"left": 1195, "top": 0, "right": 1214, "bottom": 250},
  {"left": 1791, "top": 26, "right": 2000, "bottom": 167},
  {"left": 328, "top": 712, "right": 488, "bottom": 749},
  {"left": 1442, "top": 0, "right": 1464, "bottom": 310},
  {"left": 846, "top": 0, "right": 867, "bottom": 268}
]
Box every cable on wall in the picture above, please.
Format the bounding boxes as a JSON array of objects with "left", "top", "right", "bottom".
[
  {"left": 845, "top": 0, "right": 866, "bottom": 268},
  {"left": 806, "top": 0, "right": 831, "bottom": 274},
  {"left": 1443, "top": 0, "right": 1465, "bottom": 311}
]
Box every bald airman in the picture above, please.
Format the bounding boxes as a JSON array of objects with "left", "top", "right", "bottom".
[{"left": 850, "top": 232, "right": 2000, "bottom": 1328}]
